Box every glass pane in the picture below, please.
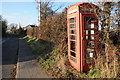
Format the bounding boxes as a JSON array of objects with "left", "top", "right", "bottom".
[
  {"left": 86, "top": 48, "right": 94, "bottom": 53},
  {"left": 86, "top": 59, "right": 94, "bottom": 64},
  {"left": 85, "top": 49, "right": 95, "bottom": 64},
  {"left": 70, "top": 41, "right": 76, "bottom": 51},
  {"left": 85, "top": 23, "right": 91, "bottom": 28},
  {"left": 70, "top": 24, "right": 75, "bottom": 28},
  {"left": 86, "top": 36, "right": 91, "bottom": 40},
  {"left": 70, "top": 18, "right": 75, "bottom": 23},
  {"left": 86, "top": 36, "right": 88, "bottom": 40},
  {"left": 89, "top": 52, "right": 94, "bottom": 58},
  {"left": 86, "top": 41, "right": 94, "bottom": 48},
  {"left": 85, "top": 17, "right": 95, "bottom": 22},
  {"left": 91, "top": 23, "right": 94, "bottom": 28},
  {"left": 91, "top": 36, "right": 94, "bottom": 40},
  {"left": 70, "top": 56, "right": 76, "bottom": 62},
  {"left": 91, "top": 30, "right": 94, "bottom": 34},
  {"left": 85, "top": 30, "right": 88, "bottom": 34},
  {"left": 85, "top": 23, "right": 95, "bottom": 29},
  {"left": 70, "top": 35, "right": 75, "bottom": 40},
  {"left": 70, "top": 51, "right": 76, "bottom": 57},
  {"left": 70, "top": 30, "right": 76, "bottom": 34},
  {"left": 85, "top": 30, "right": 91, "bottom": 34},
  {"left": 86, "top": 36, "right": 94, "bottom": 40},
  {"left": 85, "top": 30, "right": 95, "bottom": 35},
  {"left": 86, "top": 52, "right": 94, "bottom": 58}
]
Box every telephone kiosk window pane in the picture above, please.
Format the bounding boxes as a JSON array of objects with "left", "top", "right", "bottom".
[
  {"left": 70, "top": 18, "right": 75, "bottom": 23},
  {"left": 86, "top": 41, "right": 94, "bottom": 48},
  {"left": 85, "top": 17, "right": 95, "bottom": 23},
  {"left": 86, "top": 48, "right": 94, "bottom": 53},
  {"left": 70, "top": 35, "right": 75, "bottom": 40},
  {"left": 86, "top": 58, "right": 94, "bottom": 64},
  {"left": 70, "top": 30, "right": 76, "bottom": 34},
  {"left": 85, "top": 30, "right": 95, "bottom": 34},
  {"left": 85, "top": 23, "right": 95, "bottom": 29},
  {"left": 86, "top": 52, "right": 94, "bottom": 58},
  {"left": 70, "top": 51, "right": 76, "bottom": 57},
  {"left": 91, "top": 36, "right": 94, "bottom": 40},
  {"left": 85, "top": 23, "right": 91, "bottom": 28},
  {"left": 86, "top": 48, "right": 95, "bottom": 58},
  {"left": 85, "top": 30, "right": 90, "bottom": 34},
  {"left": 86, "top": 36, "right": 90, "bottom": 40},
  {"left": 85, "top": 49, "right": 95, "bottom": 64},
  {"left": 91, "top": 23, "right": 94, "bottom": 28},
  {"left": 70, "top": 24, "right": 75, "bottom": 28},
  {"left": 70, "top": 41, "right": 76, "bottom": 51},
  {"left": 70, "top": 56, "right": 76, "bottom": 62},
  {"left": 91, "top": 30, "right": 94, "bottom": 34},
  {"left": 86, "top": 35, "right": 94, "bottom": 40}
]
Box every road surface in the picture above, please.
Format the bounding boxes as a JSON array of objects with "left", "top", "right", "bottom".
[
  {"left": 2, "top": 34, "right": 19, "bottom": 78},
  {"left": 2, "top": 34, "right": 51, "bottom": 79}
]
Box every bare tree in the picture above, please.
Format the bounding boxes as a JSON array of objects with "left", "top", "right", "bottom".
[
  {"left": 36, "top": 0, "right": 63, "bottom": 26},
  {"left": 96, "top": 2, "right": 119, "bottom": 78}
]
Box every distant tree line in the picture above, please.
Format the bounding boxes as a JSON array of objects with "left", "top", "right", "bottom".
[
  {"left": 0, "top": 15, "right": 26, "bottom": 37},
  {"left": 10, "top": 23, "right": 26, "bottom": 36}
]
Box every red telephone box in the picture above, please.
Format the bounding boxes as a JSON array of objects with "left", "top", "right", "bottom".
[{"left": 67, "top": 2, "right": 99, "bottom": 71}]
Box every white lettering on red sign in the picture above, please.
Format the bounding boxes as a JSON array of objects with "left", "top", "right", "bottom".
[
  {"left": 80, "top": 7, "right": 95, "bottom": 13},
  {"left": 68, "top": 9, "right": 77, "bottom": 14}
]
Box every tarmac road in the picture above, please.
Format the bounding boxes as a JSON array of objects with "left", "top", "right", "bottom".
[
  {"left": 2, "top": 34, "right": 51, "bottom": 79},
  {"left": 2, "top": 34, "right": 19, "bottom": 78}
]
